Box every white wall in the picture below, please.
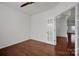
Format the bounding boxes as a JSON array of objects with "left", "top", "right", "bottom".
[
  {"left": 56, "top": 15, "right": 69, "bottom": 37},
  {"left": 30, "top": 2, "right": 76, "bottom": 44},
  {"left": 0, "top": 4, "right": 30, "bottom": 49}
]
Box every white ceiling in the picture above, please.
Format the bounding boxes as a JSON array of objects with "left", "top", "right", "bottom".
[{"left": 0, "top": 2, "right": 59, "bottom": 15}]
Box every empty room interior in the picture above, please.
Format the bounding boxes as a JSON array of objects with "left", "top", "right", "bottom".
[{"left": 0, "top": 2, "right": 78, "bottom": 56}]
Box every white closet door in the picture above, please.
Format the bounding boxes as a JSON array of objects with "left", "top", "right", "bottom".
[
  {"left": 48, "top": 18, "right": 56, "bottom": 45},
  {"left": 75, "top": 3, "right": 79, "bottom": 56}
]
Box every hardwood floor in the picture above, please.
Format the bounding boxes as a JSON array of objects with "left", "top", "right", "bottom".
[
  {"left": 0, "top": 37, "right": 75, "bottom": 56},
  {"left": 56, "top": 36, "right": 75, "bottom": 56}
]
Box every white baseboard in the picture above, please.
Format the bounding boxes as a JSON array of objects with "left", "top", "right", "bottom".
[
  {"left": 30, "top": 39, "right": 54, "bottom": 45},
  {"left": 0, "top": 38, "right": 55, "bottom": 49},
  {"left": 0, "top": 38, "right": 29, "bottom": 49}
]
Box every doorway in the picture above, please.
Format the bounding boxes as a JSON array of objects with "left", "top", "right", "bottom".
[{"left": 55, "top": 7, "right": 75, "bottom": 56}]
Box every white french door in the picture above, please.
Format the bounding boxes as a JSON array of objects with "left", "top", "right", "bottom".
[{"left": 47, "top": 18, "right": 56, "bottom": 45}]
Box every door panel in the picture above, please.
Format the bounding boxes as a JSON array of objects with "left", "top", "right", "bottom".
[{"left": 47, "top": 18, "right": 56, "bottom": 45}]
